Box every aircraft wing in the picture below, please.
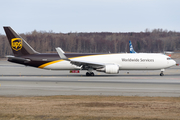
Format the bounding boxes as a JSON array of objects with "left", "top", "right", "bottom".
[
  {"left": 55, "top": 47, "right": 105, "bottom": 69},
  {"left": 70, "top": 60, "right": 105, "bottom": 69}
]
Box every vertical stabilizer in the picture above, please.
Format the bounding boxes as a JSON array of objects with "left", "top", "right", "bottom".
[
  {"left": 129, "top": 41, "right": 137, "bottom": 53},
  {"left": 3, "top": 27, "right": 38, "bottom": 57}
]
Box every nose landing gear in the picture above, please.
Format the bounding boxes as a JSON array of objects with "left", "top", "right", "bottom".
[
  {"left": 160, "top": 69, "right": 165, "bottom": 76},
  {"left": 160, "top": 72, "right": 164, "bottom": 76}
]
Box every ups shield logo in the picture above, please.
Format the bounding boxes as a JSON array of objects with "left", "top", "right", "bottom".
[{"left": 11, "top": 38, "right": 23, "bottom": 51}]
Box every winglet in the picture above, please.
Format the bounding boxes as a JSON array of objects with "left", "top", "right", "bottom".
[{"left": 55, "top": 47, "right": 69, "bottom": 61}]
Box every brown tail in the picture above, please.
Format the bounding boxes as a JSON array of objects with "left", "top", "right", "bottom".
[{"left": 3, "top": 26, "right": 38, "bottom": 57}]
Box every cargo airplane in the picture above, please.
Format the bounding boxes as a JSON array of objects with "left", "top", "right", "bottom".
[{"left": 3, "top": 27, "right": 176, "bottom": 76}]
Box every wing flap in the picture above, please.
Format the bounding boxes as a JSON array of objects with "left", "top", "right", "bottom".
[{"left": 70, "top": 60, "right": 105, "bottom": 69}]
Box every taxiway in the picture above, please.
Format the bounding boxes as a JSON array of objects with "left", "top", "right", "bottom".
[{"left": 0, "top": 60, "right": 180, "bottom": 97}]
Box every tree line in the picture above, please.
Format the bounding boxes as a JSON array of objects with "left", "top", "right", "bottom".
[{"left": 0, "top": 29, "right": 180, "bottom": 57}]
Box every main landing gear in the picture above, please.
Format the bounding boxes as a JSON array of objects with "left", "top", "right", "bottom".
[
  {"left": 160, "top": 69, "right": 164, "bottom": 76},
  {"left": 86, "top": 72, "right": 94, "bottom": 76},
  {"left": 86, "top": 68, "right": 94, "bottom": 76}
]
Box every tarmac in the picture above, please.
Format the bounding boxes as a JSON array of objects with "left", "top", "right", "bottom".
[{"left": 0, "top": 60, "right": 180, "bottom": 97}]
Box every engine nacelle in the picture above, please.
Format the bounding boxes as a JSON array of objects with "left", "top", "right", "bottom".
[{"left": 96, "top": 64, "right": 119, "bottom": 74}]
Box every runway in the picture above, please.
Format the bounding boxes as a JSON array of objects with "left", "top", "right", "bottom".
[{"left": 0, "top": 60, "right": 180, "bottom": 97}]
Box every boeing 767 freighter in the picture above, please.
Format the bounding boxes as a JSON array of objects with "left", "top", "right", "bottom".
[{"left": 3, "top": 27, "right": 176, "bottom": 76}]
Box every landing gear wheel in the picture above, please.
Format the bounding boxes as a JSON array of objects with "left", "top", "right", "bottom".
[
  {"left": 160, "top": 73, "right": 164, "bottom": 76},
  {"left": 86, "top": 72, "right": 90, "bottom": 76},
  {"left": 90, "top": 72, "right": 94, "bottom": 76},
  {"left": 86, "top": 72, "right": 94, "bottom": 76},
  {"left": 160, "top": 69, "right": 165, "bottom": 76}
]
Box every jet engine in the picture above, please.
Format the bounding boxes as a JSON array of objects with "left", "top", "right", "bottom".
[{"left": 96, "top": 64, "right": 119, "bottom": 74}]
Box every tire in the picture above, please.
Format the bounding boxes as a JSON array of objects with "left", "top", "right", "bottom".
[
  {"left": 160, "top": 73, "right": 164, "bottom": 76},
  {"left": 86, "top": 72, "right": 90, "bottom": 76},
  {"left": 90, "top": 72, "right": 94, "bottom": 76}
]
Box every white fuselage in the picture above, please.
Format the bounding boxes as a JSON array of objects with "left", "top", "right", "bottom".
[{"left": 43, "top": 53, "right": 176, "bottom": 71}]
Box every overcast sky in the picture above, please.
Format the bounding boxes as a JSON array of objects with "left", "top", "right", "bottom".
[{"left": 0, "top": 0, "right": 180, "bottom": 34}]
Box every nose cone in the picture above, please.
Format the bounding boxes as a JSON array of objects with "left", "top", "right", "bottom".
[{"left": 172, "top": 59, "right": 176, "bottom": 66}]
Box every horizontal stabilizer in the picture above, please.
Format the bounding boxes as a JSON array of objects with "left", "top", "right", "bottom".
[{"left": 6, "top": 55, "right": 31, "bottom": 63}]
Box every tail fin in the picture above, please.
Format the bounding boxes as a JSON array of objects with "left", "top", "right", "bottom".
[
  {"left": 3, "top": 26, "right": 38, "bottom": 57},
  {"left": 129, "top": 41, "right": 136, "bottom": 53}
]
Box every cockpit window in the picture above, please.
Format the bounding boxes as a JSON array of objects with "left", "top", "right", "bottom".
[{"left": 167, "top": 58, "right": 172, "bottom": 60}]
